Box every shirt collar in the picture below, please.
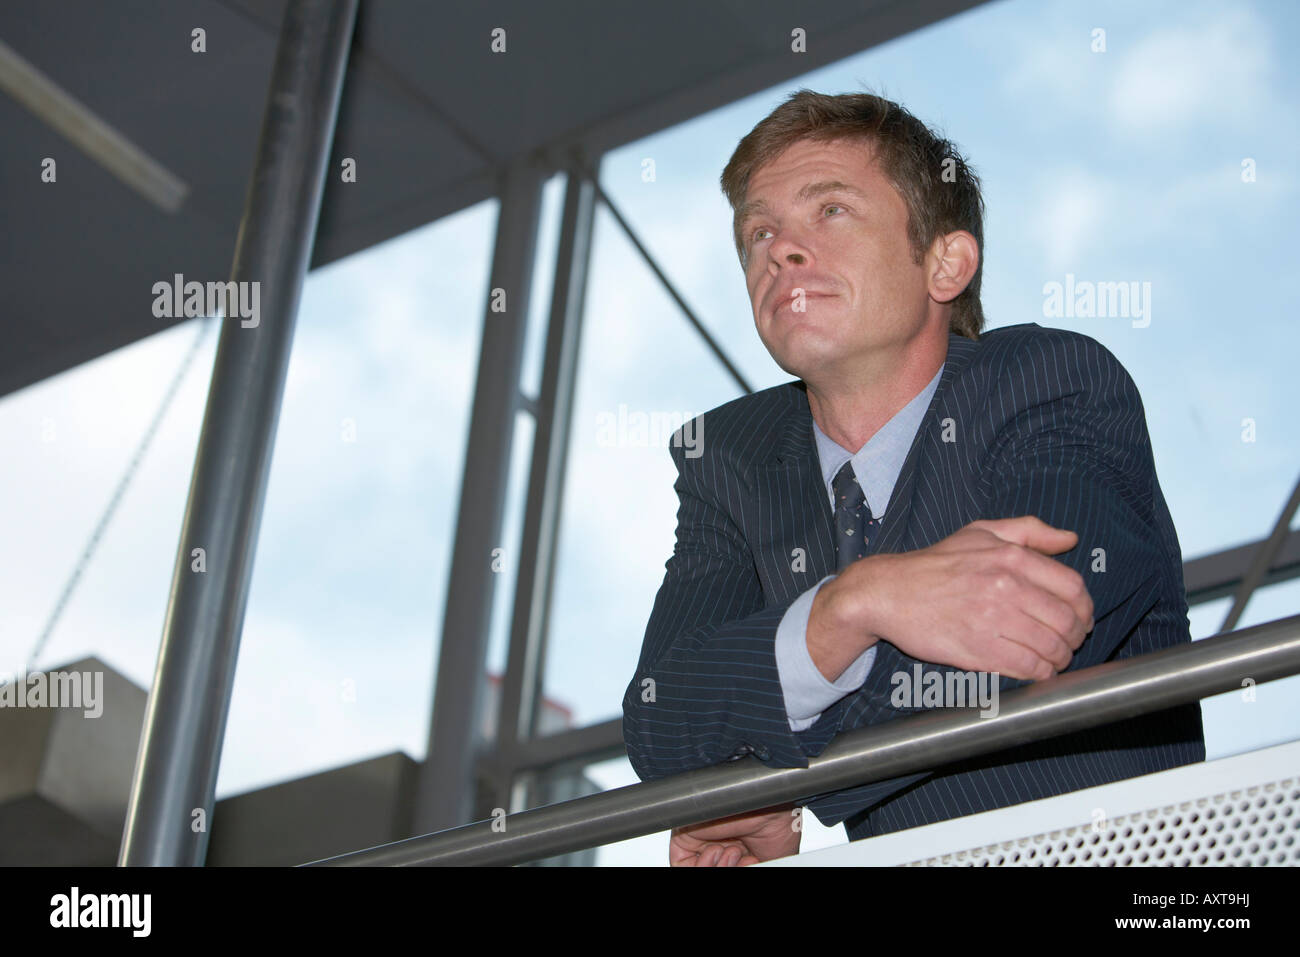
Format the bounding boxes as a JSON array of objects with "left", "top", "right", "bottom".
[{"left": 812, "top": 362, "right": 944, "bottom": 517}]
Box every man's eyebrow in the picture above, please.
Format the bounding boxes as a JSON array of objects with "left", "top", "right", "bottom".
[{"left": 737, "top": 180, "right": 867, "bottom": 234}]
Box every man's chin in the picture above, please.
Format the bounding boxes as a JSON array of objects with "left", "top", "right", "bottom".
[
  {"left": 768, "top": 347, "right": 833, "bottom": 382},
  {"left": 759, "top": 325, "right": 843, "bottom": 378}
]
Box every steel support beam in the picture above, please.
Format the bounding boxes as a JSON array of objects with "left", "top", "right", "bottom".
[
  {"left": 0, "top": 36, "right": 189, "bottom": 212},
  {"left": 586, "top": 172, "right": 753, "bottom": 395},
  {"left": 1221, "top": 473, "right": 1300, "bottom": 633},
  {"left": 490, "top": 153, "right": 598, "bottom": 813},
  {"left": 1184, "top": 529, "right": 1300, "bottom": 607},
  {"left": 480, "top": 718, "right": 624, "bottom": 784},
  {"left": 413, "top": 157, "right": 547, "bottom": 834},
  {"left": 119, "top": 0, "right": 357, "bottom": 866}
]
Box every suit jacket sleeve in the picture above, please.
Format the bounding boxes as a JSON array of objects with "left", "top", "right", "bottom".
[
  {"left": 797, "top": 332, "right": 1180, "bottom": 826},
  {"left": 870, "top": 332, "right": 1171, "bottom": 688},
  {"left": 623, "top": 433, "right": 826, "bottom": 780}
]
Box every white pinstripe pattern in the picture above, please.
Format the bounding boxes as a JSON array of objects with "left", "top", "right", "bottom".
[{"left": 622, "top": 323, "right": 1205, "bottom": 838}]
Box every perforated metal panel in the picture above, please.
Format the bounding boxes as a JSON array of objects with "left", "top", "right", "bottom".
[{"left": 905, "top": 777, "right": 1300, "bottom": 866}]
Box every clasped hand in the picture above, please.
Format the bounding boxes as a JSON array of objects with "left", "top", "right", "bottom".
[{"left": 671, "top": 515, "right": 1095, "bottom": 866}]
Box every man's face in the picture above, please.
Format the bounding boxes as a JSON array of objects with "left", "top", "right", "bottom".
[{"left": 740, "top": 137, "right": 934, "bottom": 380}]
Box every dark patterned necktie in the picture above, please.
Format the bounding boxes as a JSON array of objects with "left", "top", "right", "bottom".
[{"left": 833, "top": 460, "right": 877, "bottom": 570}]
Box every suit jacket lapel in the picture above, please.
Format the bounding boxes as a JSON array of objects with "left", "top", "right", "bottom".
[
  {"left": 873, "top": 333, "right": 980, "bottom": 554},
  {"left": 751, "top": 384, "right": 839, "bottom": 588},
  {"left": 752, "top": 333, "right": 982, "bottom": 571}
]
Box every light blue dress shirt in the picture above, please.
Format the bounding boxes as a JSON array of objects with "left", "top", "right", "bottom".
[{"left": 775, "top": 363, "right": 945, "bottom": 731}]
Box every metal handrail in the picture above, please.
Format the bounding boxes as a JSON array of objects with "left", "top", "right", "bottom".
[{"left": 306, "top": 613, "right": 1300, "bottom": 866}]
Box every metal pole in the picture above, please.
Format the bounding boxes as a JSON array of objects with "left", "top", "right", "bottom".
[
  {"left": 412, "top": 158, "right": 547, "bottom": 834},
  {"left": 586, "top": 172, "right": 753, "bottom": 395},
  {"left": 307, "top": 612, "right": 1300, "bottom": 866},
  {"left": 1185, "top": 528, "right": 1300, "bottom": 606},
  {"left": 119, "top": 0, "right": 358, "bottom": 866},
  {"left": 492, "top": 153, "right": 597, "bottom": 813},
  {"left": 1221, "top": 471, "right": 1300, "bottom": 633},
  {"left": 0, "top": 36, "right": 189, "bottom": 212}
]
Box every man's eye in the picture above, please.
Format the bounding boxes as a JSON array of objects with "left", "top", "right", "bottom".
[{"left": 750, "top": 206, "right": 842, "bottom": 249}]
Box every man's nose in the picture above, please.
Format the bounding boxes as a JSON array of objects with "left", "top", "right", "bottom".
[
  {"left": 765, "top": 249, "right": 808, "bottom": 278},
  {"left": 766, "top": 229, "right": 814, "bottom": 267}
]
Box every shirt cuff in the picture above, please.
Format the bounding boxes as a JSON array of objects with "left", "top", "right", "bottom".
[{"left": 776, "top": 574, "right": 879, "bottom": 732}]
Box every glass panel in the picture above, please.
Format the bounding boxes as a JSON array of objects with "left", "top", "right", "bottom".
[
  {"left": 539, "top": 202, "right": 741, "bottom": 732},
  {"left": 1194, "top": 578, "right": 1300, "bottom": 761},
  {"left": 593, "top": 132, "right": 791, "bottom": 394},
  {"left": 215, "top": 201, "right": 497, "bottom": 796},
  {"left": 1, "top": 318, "right": 219, "bottom": 680},
  {"left": 1, "top": 189, "right": 495, "bottom": 801}
]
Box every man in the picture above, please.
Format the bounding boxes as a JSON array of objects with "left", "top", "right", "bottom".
[{"left": 621, "top": 90, "right": 1205, "bottom": 866}]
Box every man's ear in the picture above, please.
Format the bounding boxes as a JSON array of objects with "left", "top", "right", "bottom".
[{"left": 927, "top": 230, "right": 979, "bottom": 304}]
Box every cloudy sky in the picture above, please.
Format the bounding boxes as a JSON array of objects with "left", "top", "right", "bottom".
[{"left": 2, "top": 0, "right": 1297, "bottom": 865}]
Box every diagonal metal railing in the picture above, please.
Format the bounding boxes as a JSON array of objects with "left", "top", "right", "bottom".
[{"left": 304, "top": 612, "right": 1300, "bottom": 866}]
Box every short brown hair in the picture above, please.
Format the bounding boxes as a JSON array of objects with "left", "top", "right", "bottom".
[{"left": 720, "top": 89, "right": 985, "bottom": 340}]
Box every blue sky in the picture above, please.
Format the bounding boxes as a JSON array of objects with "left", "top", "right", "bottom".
[{"left": 2, "top": 0, "right": 1297, "bottom": 865}]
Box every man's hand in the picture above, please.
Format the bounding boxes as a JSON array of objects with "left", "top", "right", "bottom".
[
  {"left": 669, "top": 803, "right": 801, "bottom": 866},
  {"left": 674, "top": 516, "right": 1090, "bottom": 867},
  {"left": 810, "top": 515, "right": 1095, "bottom": 682}
]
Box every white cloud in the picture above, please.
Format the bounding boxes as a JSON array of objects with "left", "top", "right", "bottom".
[
  {"left": 1023, "top": 153, "right": 1295, "bottom": 279},
  {"left": 1110, "top": 5, "right": 1276, "bottom": 136},
  {"left": 1002, "top": 33, "right": 1098, "bottom": 105},
  {"left": 1030, "top": 167, "right": 1112, "bottom": 274}
]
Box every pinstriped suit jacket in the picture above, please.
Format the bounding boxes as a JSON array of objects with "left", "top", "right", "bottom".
[{"left": 623, "top": 322, "right": 1205, "bottom": 840}]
